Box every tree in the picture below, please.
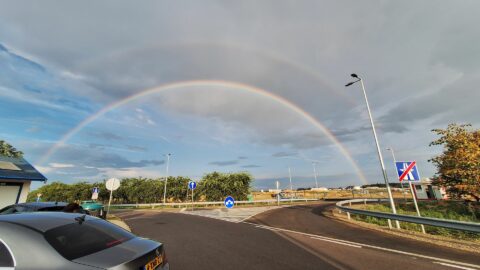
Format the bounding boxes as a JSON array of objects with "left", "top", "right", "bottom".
[
  {"left": 429, "top": 124, "right": 480, "bottom": 201},
  {"left": 198, "top": 172, "right": 253, "bottom": 201},
  {"left": 0, "top": 140, "right": 23, "bottom": 158}
]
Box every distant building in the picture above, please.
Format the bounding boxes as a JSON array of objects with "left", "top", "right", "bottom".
[
  {"left": 0, "top": 156, "right": 47, "bottom": 208},
  {"left": 410, "top": 178, "right": 447, "bottom": 200}
]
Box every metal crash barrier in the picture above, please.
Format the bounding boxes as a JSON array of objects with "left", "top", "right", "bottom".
[{"left": 336, "top": 199, "right": 480, "bottom": 233}]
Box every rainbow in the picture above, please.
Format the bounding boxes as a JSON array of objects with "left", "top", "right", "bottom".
[{"left": 37, "top": 80, "right": 367, "bottom": 184}]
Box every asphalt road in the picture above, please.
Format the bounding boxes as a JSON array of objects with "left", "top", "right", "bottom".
[{"left": 117, "top": 202, "right": 480, "bottom": 270}]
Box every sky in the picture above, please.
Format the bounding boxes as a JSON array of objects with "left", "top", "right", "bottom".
[{"left": 1, "top": 1, "right": 479, "bottom": 190}]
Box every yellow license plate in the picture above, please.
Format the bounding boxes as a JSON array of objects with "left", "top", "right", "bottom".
[{"left": 144, "top": 255, "right": 162, "bottom": 270}]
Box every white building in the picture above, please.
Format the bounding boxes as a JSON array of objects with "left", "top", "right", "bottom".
[{"left": 0, "top": 156, "right": 47, "bottom": 208}]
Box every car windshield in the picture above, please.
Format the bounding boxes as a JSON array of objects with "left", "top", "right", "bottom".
[{"left": 44, "top": 219, "right": 135, "bottom": 260}]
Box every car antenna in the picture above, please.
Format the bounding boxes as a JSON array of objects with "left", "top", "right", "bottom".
[{"left": 75, "top": 215, "right": 86, "bottom": 224}]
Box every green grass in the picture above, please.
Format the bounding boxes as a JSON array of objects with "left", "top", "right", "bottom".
[{"left": 352, "top": 201, "right": 480, "bottom": 240}]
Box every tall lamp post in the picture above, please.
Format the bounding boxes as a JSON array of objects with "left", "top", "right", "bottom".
[
  {"left": 346, "top": 74, "right": 400, "bottom": 229},
  {"left": 312, "top": 162, "right": 319, "bottom": 189},
  {"left": 288, "top": 166, "right": 293, "bottom": 202},
  {"left": 163, "top": 153, "right": 171, "bottom": 205}
]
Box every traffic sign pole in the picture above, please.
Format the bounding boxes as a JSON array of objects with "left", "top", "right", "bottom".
[
  {"left": 408, "top": 182, "right": 426, "bottom": 233},
  {"left": 395, "top": 161, "right": 426, "bottom": 234}
]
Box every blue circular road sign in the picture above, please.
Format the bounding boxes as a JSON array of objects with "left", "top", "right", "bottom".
[
  {"left": 224, "top": 196, "right": 235, "bottom": 209},
  {"left": 188, "top": 181, "right": 197, "bottom": 190}
]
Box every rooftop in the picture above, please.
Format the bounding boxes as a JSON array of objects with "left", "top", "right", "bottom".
[{"left": 0, "top": 155, "right": 47, "bottom": 182}]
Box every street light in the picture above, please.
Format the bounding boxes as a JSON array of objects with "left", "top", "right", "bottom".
[
  {"left": 163, "top": 153, "right": 171, "bottom": 205},
  {"left": 312, "top": 162, "right": 319, "bottom": 189},
  {"left": 346, "top": 74, "right": 400, "bottom": 229},
  {"left": 288, "top": 166, "right": 293, "bottom": 202}
]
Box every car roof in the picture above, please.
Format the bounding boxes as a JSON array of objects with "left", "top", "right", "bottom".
[
  {"left": 0, "top": 212, "right": 97, "bottom": 233},
  {"left": 16, "top": 202, "right": 68, "bottom": 208}
]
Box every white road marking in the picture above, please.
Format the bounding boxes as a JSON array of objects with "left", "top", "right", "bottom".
[
  {"left": 310, "top": 237, "right": 362, "bottom": 248},
  {"left": 433, "top": 262, "right": 478, "bottom": 270},
  {"left": 243, "top": 222, "right": 480, "bottom": 270}
]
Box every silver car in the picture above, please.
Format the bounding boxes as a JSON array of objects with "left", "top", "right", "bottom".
[{"left": 0, "top": 212, "right": 169, "bottom": 270}]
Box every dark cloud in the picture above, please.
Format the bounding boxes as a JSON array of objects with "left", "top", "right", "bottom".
[
  {"left": 126, "top": 145, "right": 147, "bottom": 152},
  {"left": 272, "top": 151, "right": 297, "bottom": 158},
  {"left": 89, "top": 131, "right": 125, "bottom": 141},
  {"left": 208, "top": 160, "right": 239, "bottom": 166},
  {"left": 241, "top": 164, "right": 261, "bottom": 168},
  {"left": 52, "top": 145, "right": 164, "bottom": 169},
  {"left": 238, "top": 156, "right": 248, "bottom": 160}
]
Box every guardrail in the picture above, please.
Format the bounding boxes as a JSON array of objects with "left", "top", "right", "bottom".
[
  {"left": 111, "top": 198, "right": 320, "bottom": 208},
  {"left": 336, "top": 199, "right": 480, "bottom": 233}
]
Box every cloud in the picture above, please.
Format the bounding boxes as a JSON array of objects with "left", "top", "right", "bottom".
[
  {"left": 208, "top": 160, "right": 239, "bottom": 166},
  {"left": 272, "top": 151, "right": 298, "bottom": 158},
  {"left": 49, "top": 163, "right": 74, "bottom": 168},
  {"left": 238, "top": 156, "right": 248, "bottom": 159},
  {"left": 49, "top": 144, "right": 164, "bottom": 169},
  {"left": 126, "top": 145, "right": 147, "bottom": 152},
  {"left": 89, "top": 131, "right": 125, "bottom": 141},
  {"left": 242, "top": 164, "right": 261, "bottom": 168}
]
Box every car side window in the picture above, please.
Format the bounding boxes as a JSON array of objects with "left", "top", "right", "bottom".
[
  {"left": 0, "top": 239, "right": 15, "bottom": 268},
  {"left": 0, "top": 206, "right": 15, "bottom": 214}
]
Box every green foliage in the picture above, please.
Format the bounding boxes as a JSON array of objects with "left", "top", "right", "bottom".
[
  {"left": 197, "top": 172, "right": 253, "bottom": 201},
  {"left": 0, "top": 140, "right": 23, "bottom": 158},
  {"left": 27, "top": 172, "right": 253, "bottom": 204},
  {"left": 429, "top": 124, "right": 480, "bottom": 201}
]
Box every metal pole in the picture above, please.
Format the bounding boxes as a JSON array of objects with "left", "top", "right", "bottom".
[
  {"left": 359, "top": 79, "right": 400, "bottom": 229},
  {"left": 192, "top": 187, "right": 194, "bottom": 212},
  {"left": 107, "top": 189, "right": 113, "bottom": 217},
  {"left": 276, "top": 180, "right": 280, "bottom": 206},
  {"left": 163, "top": 153, "right": 171, "bottom": 205},
  {"left": 288, "top": 167, "right": 293, "bottom": 203},
  {"left": 388, "top": 148, "right": 407, "bottom": 203},
  {"left": 313, "top": 163, "right": 319, "bottom": 199},
  {"left": 409, "top": 181, "right": 426, "bottom": 233}
]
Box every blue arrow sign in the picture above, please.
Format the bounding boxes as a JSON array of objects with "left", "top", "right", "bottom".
[
  {"left": 395, "top": 161, "right": 420, "bottom": 181},
  {"left": 224, "top": 196, "right": 235, "bottom": 209},
  {"left": 92, "top": 187, "right": 99, "bottom": 194},
  {"left": 188, "top": 181, "right": 197, "bottom": 190}
]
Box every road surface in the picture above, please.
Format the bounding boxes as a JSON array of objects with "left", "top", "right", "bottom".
[{"left": 116, "top": 202, "right": 480, "bottom": 270}]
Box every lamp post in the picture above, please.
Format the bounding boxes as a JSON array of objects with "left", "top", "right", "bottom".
[
  {"left": 346, "top": 74, "right": 400, "bottom": 229},
  {"left": 163, "top": 153, "right": 171, "bottom": 205},
  {"left": 288, "top": 166, "right": 293, "bottom": 202},
  {"left": 312, "top": 162, "right": 319, "bottom": 189}
]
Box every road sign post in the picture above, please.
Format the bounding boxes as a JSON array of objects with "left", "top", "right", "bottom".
[
  {"left": 188, "top": 181, "right": 197, "bottom": 212},
  {"left": 396, "top": 161, "right": 426, "bottom": 234},
  {"left": 105, "top": 178, "right": 120, "bottom": 216}
]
